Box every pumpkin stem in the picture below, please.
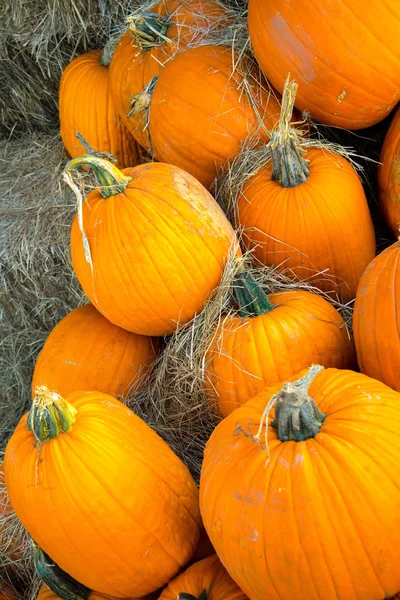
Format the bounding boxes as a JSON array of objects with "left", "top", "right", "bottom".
[
  {"left": 126, "top": 12, "right": 172, "bottom": 51},
  {"left": 233, "top": 272, "right": 275, "bottom": 317},
  {"left": 34, "top": 544, "right": 91, "bottom": 600},
  {"left": 127, "top": 76, "right": 158, "bottom": 120},
  {"left": 27, "top": 387, "right": 77, "bottom": 444},
  {"left": 99, "top": 33, "right": 121, "bottom": 67},
  {"left": 268, "top": 75, "right": 310, "bottom": 188},
  {"left": 64, "top": 155, "right": 132, "bottom": 198},
  {"left": 178, "top": 591, "right": 208, "bottom": 600}
]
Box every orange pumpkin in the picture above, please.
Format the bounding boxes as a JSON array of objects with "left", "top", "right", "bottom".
[
  {"left": 32, "top": 304, "right": 159, "bottom": 399},
  {"left": 5, "top": 388, "right": 201, "bottom": 597},
  {"left": 353, "top": 242, "right": 400, "bottom": 392},
  {"left": 200, "top": 366, "right": 400, "bottom": 599},
  {"left": 205, "top": 272, "right": 356, "bottom": 417},
  {"left": 378, "top": 106, "right": 400, "bottom": 237},
  {"left": 36, "top": 584, "right": 153, "bottom": 600},
  {"left": 109, "top": 0, "right": 228, "bottom": 151},
  {"left": 248, "top": 0, "right": 400, "bottom": 129},
  {"left": 59, "top": 48, "right": 140, "bottom": 168},
  {"left": 129, "top": 44, "right": 283, "bottom": 188},
  {"left": 236, "top": 79, "right": 375, "bottom": 303},
  {"left": 159, "top": 555, "right": 247, "bottom": 600},
  {"left": 66, "top": 156, "right": 239, "bottom": 336}
]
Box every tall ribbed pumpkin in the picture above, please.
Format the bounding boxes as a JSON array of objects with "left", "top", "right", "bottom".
[
  {"left": 32, "top": 304, "right": 159, "bottom": 399},
  {"left": 200, "top": 366, "right": 400, "bottom": 599},
  {"left": 378, "top": 106, "right": 400, "bottom": 237},
  {"left": 5, "top": 388, "right": 201, "bottom": 597},
  {"left": 65, "top": 156, "right": 239, "bottom": 336},
  {"left": 59, "top": 47, "right": 140, "bottom": 168},
  {"left": 353, "top": 242, "right": 400, "bottom": 392},
  {"left": 248, "top": 0, "right": 400, "bottom": 129}
]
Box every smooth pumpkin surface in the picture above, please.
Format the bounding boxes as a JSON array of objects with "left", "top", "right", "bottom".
[
  {"left": 353, "top": 242, "right": 400, "bottom": 391},
  {"left": 32, "top": 304, "right": 159, "bottom": 399},
  {"left": 159, "top": 555, "right": 247, "bottom": 600},
  {"left": 378, "top": 106, "right": 400, "bottom": 237},
  {"left": 36, "top": 584, "right": 154, "bottom": 600},
  {"left": 109, "top": 0, "right": 227, "bottom": 151},
  {"left": 5, "top": 390, "right": 201, "bottom": 597},
  {"left": 248, "top": 0, "right": 400, "bottom": 129},
  {"left": 59, "top": 49, "right": 140, "bottom": 168},
  {"left": 200, "top": 367, "right": 400, "bottom": 599}
]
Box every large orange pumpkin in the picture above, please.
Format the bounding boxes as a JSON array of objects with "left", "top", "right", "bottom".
[
  {"left": 200, "top": 366, "right": 400, "bottom": 599},
  {"left": 130, "top": 44, "right": 283, "bottom": 188},
  {"left": 205, "top": 272, "right": 356, "bottom": 417},
  {"left": 36, "top": 583, "right": 154, "bottom": 600},
  {"left": 248, "top": 0, "right": 400, "bottom": 129},
  {"left": 5, "top": 388, "right": 201, "bottom": 597},
  {"left": 109, "top": 0, "right": 228, "bottom": 151},
  {"left": 353, "top": 242, "right": 400, "bottom": 392},
  {"left": 159, "top": 555, "right": 247, "bottom": 600},
  {"left": 66, "top": 156, "right": 239, "bottom": 336},
  {"left": 378, "top": 106, "right": 400, "bottom": 237},
  {"left": 236, "top": 79, "right": 375, "bottom": 303},
  {"left": 59, "top": 48, "right": 140, "bottom": 168},
  {"left": 32, "top": 304, "right": 159, "bottom": 399}
]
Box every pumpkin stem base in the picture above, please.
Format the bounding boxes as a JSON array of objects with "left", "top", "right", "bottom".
[
  {"left": 27, "top": 387, "right": 77, "bottom": 444},
  {"left": 127, "top": 12, "right": 172, "bottom": 51},
  {"left": 233, "top": 271, "right": 275, "bottom": 317},
  {"left": 178, "top": 591, "right": 208, "bottom": 600}
]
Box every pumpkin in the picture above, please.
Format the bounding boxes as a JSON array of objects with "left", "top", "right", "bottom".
[
  {"left": 128, "top": 44, "right": 283, "bottom": 188},
  {"left": 5, "top": 387, "right": 201, "bottom": 597},
  {"left": 31, "top": 304, "right": 159, "bottom": 399},
  {"left": 159, "top": 555, "right": 247, "bottom": 600},
  {"left": 191, "top": 528, "right": 215, "bottom": 564},
  {"left": 205, "top": 272, "right": 357, "bottom": 418},
  {"left": 36, "top": 583, "right": 155, "bottom": 600},
  {"left": 248, "top": 0, "right": 400, "bottom": 129},
  {"left": 0, "top": 582, "right": 18, "bottom": 600},
  {"left": 0, "top": 462, "right": 27, "bottom": 567},
  {"left": 66, "top": 156, "right": 239, "bottom": 336},
  {"left": 236, "top": 78, "right": 375, "bottom": 303},
  {"left": 59, "top": 47, "right": 140, "bottom": 168},
  {"left": 353, "top": 241, "right": 400, "bottom": 392},
  {"left": 109, "top": 0, "right": 228, "bottom": 151},
  {"left": 378, "top": 106, "right": 400, "bottom": 237},
  {"left": 200, "top": 365, "right": 400, "bottom": 599}
]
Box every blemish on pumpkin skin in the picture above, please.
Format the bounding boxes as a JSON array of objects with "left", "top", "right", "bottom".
[
  {"left": 337, "top": 90, "right": 347, "bottom": 103},
  {"left": 269, "top": 14, "right": 315, "bottom": 82}
]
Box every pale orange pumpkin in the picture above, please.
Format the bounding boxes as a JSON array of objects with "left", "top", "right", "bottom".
[{"left": 378, "top": 106, "right": 400, "bottom": 237}]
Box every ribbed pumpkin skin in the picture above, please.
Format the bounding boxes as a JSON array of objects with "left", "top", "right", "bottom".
[
  {"left": 237, "top": 149, "right": 376, "bottom": 303},
  {"left": 36, "top": 585, "right": 153, "bottom": 600},
  {"left": 31, "top": 304, "right": 159, "bottom": 399},
  {"left": 353, "top": 242, "right": 400, "bottom": 391},
  {"left": 5, "top": 392, "right": 201, "bottom": 597},
  {"left": 205, "top": 290, "right": 357, "bottom": 417},
  {"left": 148, "top": 45, "right": 281, "bottom": 188},
  {"left": 248, "top": 0, "right": 400, "bottom": 129},
  {"left": 378, "top": 106, "right": 400, "bottom": 237},
  {"left": 109, "top": 0, "right": 227, "bottom": 151},
  {"left": 159, "top": 555, "right": 247, "bottom": 600},
  {"left": 200, "top": 368, "right": 400, "bottom": 600},
  {"left": 59, "top": 50, "right": 140, "bottom": 168},
  {"left": 70, "top": 162, "right": 238, "bottom": 336}
]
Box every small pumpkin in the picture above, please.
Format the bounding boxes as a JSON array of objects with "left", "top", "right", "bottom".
[
  {"left": 109, "top": 0, "right": 228, "bottom": 151},
  {"left": 236, "top": 78, "right": 375, "bottom": 303},
  {"left": 5, "top": 387, "right": 201, "bottom": 597},
  {"left": 200, "top": 366, "right": 400, "bottom": 599},
  {"left": 59, "top": 46, "right": 140, "bottom": 168},
  {"left": 32, "top": 304, "right": 159, "bottom": 399},
  {"left": 205, "top": 272, "right": 356, "bottom": 417},
  {"left": 66, "top": 156, "right": 239, "bottom": 336},
  {"left": 159, "top": 555, "right": 247, "bottom": 600},
  {"left": 353, "top": 241, "right": 400, "bottom": 392},
  {"left": 378, "top": 106, "right": 400, "bottom": 237}
]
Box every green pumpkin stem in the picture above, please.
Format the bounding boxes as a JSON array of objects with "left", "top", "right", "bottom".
[
  {"left": 99, "top": 33, "right": 121, "bottom": 67},
  {"left": 27, "top": 387, "right": 77, "bottom": 444},
  {"left": 268, "top": 75, "right": 310, "bottom": 188},
  {"left": 178, "top": 591, "right": 208, "bottom": 600},
  {"left": 34, "top": 544, "right": 91, "bottom": 600},
  {"left": 126, "top": 12, "right": 172, "bottom": 51},
  {"left": 64, "top": 155, "right": 132, "bottom": 198},
  {"left": 233, "top": 272, "right": 275, "bottom": 318}
]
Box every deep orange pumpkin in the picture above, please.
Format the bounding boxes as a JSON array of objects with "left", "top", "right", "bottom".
[
  {"left": 66, "top": 156, "right": 239, "bottom": 336},
  {"left": 5, "top": 388, "right": 201, "bottom": 597},
  {"left": 159, "top": 555, "right": 247, "bottom": 600},
  {"left": 200, "top": 366, "right": 400, "bottom": 599},
  {"left": 36, "top": 584, "right": 154, "bottom": 600},
  {"left": 205, "top": 272, "right": 356, "bottom": 417},
  {"left": 59, "top": 49, "right": 140, "bottom": 168},
  {"left": 109, "top": 0, "right": 228, "bottom": 151},
  {"left": 353, "top": 242, "right": 400, "bottom": 392},
  {"left": 248, "top": 0, "right": 400, "bottom": 129},
  {"left": 31, "top": 304, "right": 159, "bottom": 399},
  {"left": 378, "top": 106, "right": 400, "bottom": 237}
]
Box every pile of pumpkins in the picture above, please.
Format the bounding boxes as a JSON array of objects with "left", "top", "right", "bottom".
[{"left": 2, "top": 0, "right": 400, "bottom": 599}]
